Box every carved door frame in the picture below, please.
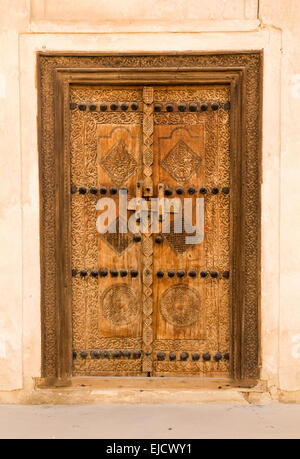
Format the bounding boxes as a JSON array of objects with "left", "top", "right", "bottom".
[{"left": 37, "top": 52, "right": 262, "bottom": 387}]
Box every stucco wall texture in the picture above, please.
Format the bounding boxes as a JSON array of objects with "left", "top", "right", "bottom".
[{"left": 0, "top": 0, "right": 299, "bottom": 402}]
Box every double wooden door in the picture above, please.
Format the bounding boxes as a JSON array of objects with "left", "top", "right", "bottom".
[{"left": 70, "top": 84, "right": 231, "bottom": 377}]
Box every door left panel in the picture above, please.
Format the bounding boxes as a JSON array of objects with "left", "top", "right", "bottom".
[{"left": 70, "top": 85, "right": 144, "bottom": 376}]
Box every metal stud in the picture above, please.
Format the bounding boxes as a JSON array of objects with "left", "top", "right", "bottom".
[
  {"left": 131, "top": 102, "right": 139, "bottom": 111},
  {"left": 100, "top": 103, "right": 107, "bottom": 111},
  {"left": 155, "top": 235, "right": 163, "bottom": 244},
  {"left": 164, "top": 187, "right": 172, "bottom": 196},
  {"left": 110, "top": 186, "right": 117, "bottom": 195},
  {"left": 121, "top": 102, "right": 128, "bottom": 111},
  {"left": 71, "top": 184, "right": 77, "bottom": 194},
  {"left": 210, "top": 271, "right": 218, "bottom": 279},
  {"left": 157, "top": 270, "right": 164, "bottom": 278},
  {"left": 212, "top": 187, "right": 219, "bottom": 195},
  {"left": 200, "top": 270, "right": 208, "bottom": 278},
  {"left": 90, "top": 186, "right": 98, "bottom": 194},
  {"left": 72, "top": 351, "right": 77, "bottom": 359},
  {"left": 112, "top": 350, "right": 122, "bottom": 358},
  {"left": 99, "top": 268, "right": 108, "bottom": 277},
  {"left": 110, "top": 269, "right": 118, "bottom": 277},
  {"left": 224, "top": 101, "right": 231, "bottom": 110},
  {"left": 120, "top": 269, "right": 128, "bottom": 277},
  {"left": 70, "top": 102, "right": 77, "bottom": 110},
  {"left": 222, "top": 271, "right": 230, "bottom": 279},
  {"left": 80, "top": 351, "right": 88, "bottom": 359},
  {"left": 188, "top": 270, "right": 197, "bottom": 278},
  {"left": 192, "top": 353, "right": 200, "bottom": 361},
  {"left": 157, "top": 352, "right": 165, "bottom": 361},
  {"left": 169, "top": 352, "right": 176, "bottom": 361},
  {"left": 133, "top": 350, "right": 141, "bottom": 359},
  {"left": 189, "top": 103, "right": 197, "bottom": 112},
  {"left": 168, "top": 270, "right": 175, "bottom": 278},
  {"left": 178, "top": 103, "right": 186, "bottom": 112},
  {"left": 222, "top": 187, "right": 230, "bottom": 195},
  {"left": 176, "top": 186, "right": 184, "bottom": 195},
  {"left": 110, "top": 102, "right": 118, "bottom": 111},
  {"left": 90, "top": 269, "right": 98, "bottom": 278},
  {"left": 203, "top": 352, "right": 211, "bottom": 361},
  {"left": 89, "top": 104, "right": 97, "bottom": 111},
  {"left": 72, "top": 269, "right": 77, "bottom": 277},
  {"left": 123, "top": 350, "right": 131, "bottom": 358},
  {"left": 78, "top": 104, "right": 86, "bottom": 111},
  {"left": 166, "top": 104, "right": 174, "bottom": 112},
  {"left": 79, "top": 186, "right": 87, "bottom": 194},
  {"left": 200, "top": 103, "right": 208, "bottom": 111},
  {"left": 224, "top": 353, "right": 230, "bottom": 361},
  {"left": 211, "top": 102, "right": 220, "bottom": 111},
  {"left": 177, "top": 270, "right": 185, "bottom": 278},
  {"left": 199, "top": 187, "right": 207, "bottom": 194},
  {"left": 133, "top": 234, "right": 141, "bottom": 242},
  {"left": 180, "top": 352, "right": 189, "bottom": 361},
  {"left": 214, "top": 352, "right": 222, "bottom": 362},
  {"left": 101, "top": 350, "right": 110, "bottom": 359},
  {"left": 154, "top": 103, "right": 162, "bottom": 112},
  {"left": 80, "top": 269, "right": 87, "bottom": 277},
  {"left": 100, "top": 186, "right": 107, "bottom": 195},
  {"left": 188, "top": 186, "right": 196, "bottom": 195},
  {"left": 130, "top": 269, "right": 138, "bottom": 278},
  {"left": 91, "top": 349, "right": 100, "bottom": 359}
]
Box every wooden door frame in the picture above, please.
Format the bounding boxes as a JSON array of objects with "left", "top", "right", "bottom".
[{"left": 37, "top": 52, "right": 262, "bottom": 387}]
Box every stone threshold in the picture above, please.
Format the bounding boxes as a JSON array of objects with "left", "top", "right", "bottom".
[{"left": 21, "top": 377, "right": 272, "bottom": 405}]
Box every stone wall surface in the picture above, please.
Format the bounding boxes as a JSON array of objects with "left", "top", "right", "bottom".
[{"left": 0, "top": 0, "right": 299, "bottom": 401}]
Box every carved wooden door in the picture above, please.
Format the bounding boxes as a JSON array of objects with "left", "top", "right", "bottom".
[{"left": 70, "top": 84, "right": 231, "bottom": 378}]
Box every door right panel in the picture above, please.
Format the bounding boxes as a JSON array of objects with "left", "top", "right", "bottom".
[{"left": 152, "top": 85, "right": 231, "bottom": 377}]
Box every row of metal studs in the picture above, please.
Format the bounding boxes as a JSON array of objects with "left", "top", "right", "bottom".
[
  {"left": 156, "top": 270, "right": 230, "bottom": 279},
  {"left": 70, "top": 101, "right": 230, "bottom": 112},
  {"left": 72, "top": 268, "right": 139, "bottom": 278},
  {"left": 73, "top": 350, "right": 230, "bottom": 361},
  {"left": 73, "top": 350, "right": 142, "bottom": 360},
  {"left": 72, "top": 269, "right": 229, "bottom": 279},
  {"left": 156, "top": 352, "right": 230, "bottom": 362},
  {"left": 71, "top": 185, "right": 230, "bottom": 196}
]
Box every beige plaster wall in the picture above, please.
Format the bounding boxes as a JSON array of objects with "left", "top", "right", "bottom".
[{"left": 0, "top": 0, "right": 299, "bottom": 400}]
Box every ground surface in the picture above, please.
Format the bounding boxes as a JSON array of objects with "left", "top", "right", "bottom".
[{"left": 0, "top": 403, "right": 299, "bottom": 439}]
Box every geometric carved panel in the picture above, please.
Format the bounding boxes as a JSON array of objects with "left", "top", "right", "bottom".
[
  {"left": 161, "top": 139, "right": 201, "bottom": 184},
  {"left": 100, "top": 139, "right": 138, "bottom": 186},
  {"left": 100, "top": 216, "right": 134, "bottom": 255}
]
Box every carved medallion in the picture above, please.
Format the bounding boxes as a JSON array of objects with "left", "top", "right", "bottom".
[
  {"left": 159, "top": 285, "right": 201, "bottom": 328},
  {"left": 101, "top": 284, "right": 140, "bottom": 327},
  {"left": 100, "top": 216, "right": 134, "bottom": 255},
  {"left": 100, "top": 139, "right": 138, "bottom": 186},
  {"left": 161, "top": 139, "right": 201, "bottom": 183}
]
